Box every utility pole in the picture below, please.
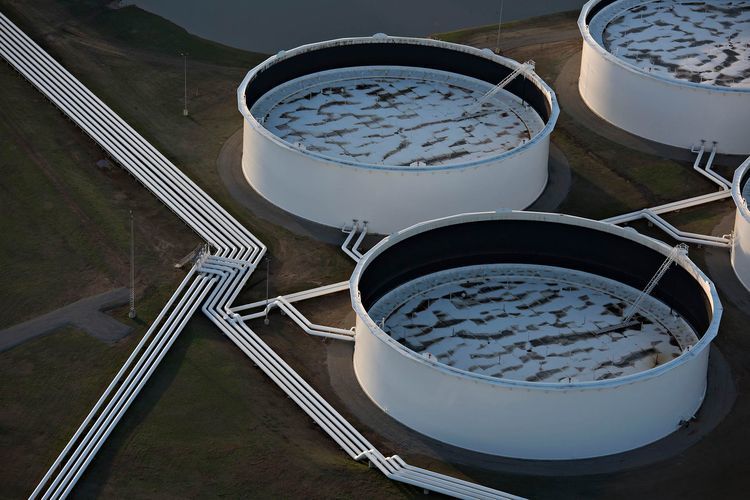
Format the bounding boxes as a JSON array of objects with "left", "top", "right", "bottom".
[
  {"left": 264, "top": 257, "right": 270, "bottom": 325},
  {"left": 128, "top": 210, "right": 137, "bottom": 319},
  {"left": 495, "top": 0, "right": 504, "bottom": 54},
  {"left": 180, "top": 52, "right": 189, "bottom": 116}
]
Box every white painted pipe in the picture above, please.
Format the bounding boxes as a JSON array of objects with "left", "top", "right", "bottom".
[
  {"left": 28, "top": 266, "right": 198, "bottom": 500},
  {"left": 201, "top": 267, "right": 375, "bottom": 458},
  {"left": 692, "top": 143, "right": 731, "bottom": 191},
  {"left": 340, "top": 221, "right": 362, "bottom": 262},
  {"left": 268, "top": 297, "right": 355, "bottom": 341},
  {"left": 0, "top": 16, "right": 266, "bottom": 262},
  {"left": 232, "top": 281, "right": 349, "bottom": 313},
  {"left": 46, "top": 276, "right": 214, "bottom": 499},
  {"left": 603, "top": 145, "right": 733, "bottom": 250},
  {"left": 642, "top": 210, "right": 730, "bottom": 247},
  {"left": 351, "top": 222, "right": 368, "bottom": 259},
  {"left": 55, "top": 278, "right": 215, "bottom": 499},
  {"left": 0, "top": 13, "right": 519, "bottom": 498}
]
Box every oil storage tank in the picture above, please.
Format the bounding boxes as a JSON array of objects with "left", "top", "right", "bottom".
[
  {"left": 578, "top": 0, "right": 750, "bottom": 154},
  {"left": 350, "top": 211, "right": 721, "bottom": 459},
  {"left": 238, "top": 35, "right": 558, "bottom": 233},
  {"left": 732, "top": 157, "right": 750, "bottom": 290}
]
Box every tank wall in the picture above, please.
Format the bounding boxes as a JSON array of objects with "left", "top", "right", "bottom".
[
  {"left": 357, "top": 217, "right": 712, "bottom": 333},
  {"left": 731, "top": 209, "right": 750, "bottom": 291},
  {"left": 353, "top": 314, "right": 708, "bottom": 460},
  {"left": 241, "top": 120, "right": 549, "bottom": 234},
  {"left": 579, "top": 36, "right": 750, "bottom": 155},
  {"left": 244, "top": 37, "right": 553, "bottom": 122},
  {"left": 351, "top": 211, "right": 720, "bottom": 459}
]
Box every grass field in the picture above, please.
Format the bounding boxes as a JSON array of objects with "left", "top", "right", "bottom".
[
  {"left": 0, "top": 53, "right": 203, "bottom": 490},
  {"left": 0, "top": 0, "right": 392, "bottom": 496},
  {"left": 0, "top": 1, "right": 747, "bottom": 498},
  {"left": 432, "top": 11, "right": 581, "bottom": 45},
  {"left": 0, "top": 61, "right": 198, "bottom": 328},
  {"left": 2, "top": 0, "right": 353, "bottom": 288},
  {"left": 74, "top": 316, "right": 406, "bottom": 498}
]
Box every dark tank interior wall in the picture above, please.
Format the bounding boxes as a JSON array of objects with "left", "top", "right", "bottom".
[
  {"left": 244, "top": 42, "right": 551, "bottom": 122},
  {"left": 742, "top": 165, "right": 750, "bottom": 196},
  {"left": 358, "top": 220, "right": 712, "bottom": 334},
  {"left": 584, "top": 0, "right": 620, "bottom": 25}
]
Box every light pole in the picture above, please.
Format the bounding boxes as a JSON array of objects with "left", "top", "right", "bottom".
[
  {"left": 180, "top": 52, "right": 189, "bottom": 116},
  {"left": 264, "top": 257, "right": 270, "bottom": 325},
  {"left": 495, "top": 0, "right": 504, "bottom": 54},
  {"left": 128, "top": 210, "right": 137, "bottom": 319}
]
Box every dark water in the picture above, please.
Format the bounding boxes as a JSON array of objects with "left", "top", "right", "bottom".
[{"left": 126, "top": 0, "right": 586, "bottom": 53}]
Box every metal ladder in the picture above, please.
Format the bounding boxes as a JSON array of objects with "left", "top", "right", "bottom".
[{"left": 623, "top": 243, "right": 689, "bottom": 323}]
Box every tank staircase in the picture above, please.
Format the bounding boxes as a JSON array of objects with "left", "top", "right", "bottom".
[
  {"left": 462, "top": 60, "right": 535, "bottom": 117},
  {"left": 623, "top": 243, "right": 689, "bottom": 323},
  {"left": 587, "top": 243, "right": 688, "bottom": 338}
]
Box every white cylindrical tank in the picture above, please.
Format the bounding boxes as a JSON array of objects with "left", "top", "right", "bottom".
[
  {"left": 350, "top": 211, "right": 721, "bottom": 460},
  {"left": 578, "top": 0, "right": 750, "bottom": 154},
  {"left": 732, "top": 157, "right": 750, "bottom": 291},
  {"left": 238, "top": 36, "right": 558, "bottom": 234}
]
